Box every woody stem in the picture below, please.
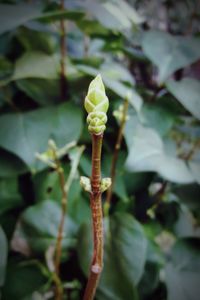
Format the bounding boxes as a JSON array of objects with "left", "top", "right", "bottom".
[{"left": 83, "top": 133, "right": 104, "bottom": 300}]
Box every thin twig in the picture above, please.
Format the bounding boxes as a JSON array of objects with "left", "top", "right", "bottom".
[
  {"left": 105, "top": 98, "right": 129, "bottom": 214},
  {"left": 83, "top": 134, "right": 104, "bottom": 300},
  {"left": 60, "top": 0, "right": 68, "bottom": 100},
  {"left": 52, "top": 150, "right": 67, "bottom": 300}
]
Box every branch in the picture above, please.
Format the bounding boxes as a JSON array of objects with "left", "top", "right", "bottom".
[
  {"left": 60, "top": 0, "right": 68, "bottom": 100},
  {"left": 105, "top": 98, "right": 129, "bottom": 214},
  {"left": 83, "top": 134, "right": 104, "bottom": 300},
  {"left": 81, "top": 74, "right": 110, "bottom": 300},
  {"left": 52, "top": 149, "right": 67, "bottom": 300}
]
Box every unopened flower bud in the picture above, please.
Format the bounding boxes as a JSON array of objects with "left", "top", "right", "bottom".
[{"left": 84, "top": 74, "right": 109, "bottom": 134}]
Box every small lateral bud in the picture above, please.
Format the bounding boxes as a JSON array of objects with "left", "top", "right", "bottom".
[
  {"left": 80, "top": 176, "right": 91, "bottom": 193},
  {"left": 100, "top": 177, "right": 112, "bottom": 193}
]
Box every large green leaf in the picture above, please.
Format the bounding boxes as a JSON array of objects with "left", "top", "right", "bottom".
[
  {"left": 77, "top": 0, "right": 143, "bottom": 32},
  {"left": 12, "top": 52, "right": 59, "bottom": 81},
  {"left": 1, "top": 260, "right": 46, "bottom": 300},
  {"left": 125, "top": 124, "right": 194, "bottom": 183},
  {"left": 0, "top": 226, "right": 7, "bottom": 287},
  {"left": 0, "top": 178, "right": 22, "bottom": 216},
  {"left": 0, "top": 51, "right": 79, "bottom": 86},
  {"left": 0, "top": 3, "right": 84, "bottom": 36},
  {"left": 0, "top": 148, "right": 27, "bottom": 178},
  {"left": 0, "top": 3, "right": 42, "bottom": 35},
  {"left": 142, "top": 30, "right": 200, "bottom": 83},
  {"left": 77, "top": 63, "right": 143, "bottom": 113},
  {"left": 16, "top": 27, "right": 57, "bottom": 55},
  {"left": 166, "top": 78, "right": 200, "bottom": 120},
  {"left": 19, "top": 200, "right": 77, "bottom": 253},
  {"left": 165, "top": 238, "right": 200, "bottom": 300},
  {"left": 16, "top": 79, "right": 60, "bottom": 106},
  {"left": 78, "top": 213, "right": 147, "bottom": 300},
  {"left": 189, "top": 161, "right": 200, "bottom": 184},
  {"left": 173, "top": 184, "right": 200, "bottom": 214},
  {"left": 0, "top": 57, "right": 13, "bottom": 80},
  {"left": 0, "top": 102, "right": 82, "bottom": 170},
  {"left": 139, "top": 103, "right": 176, "bottom": 136}
]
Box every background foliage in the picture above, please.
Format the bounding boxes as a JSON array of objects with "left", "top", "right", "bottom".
[{"left": 0, "top": 0, "right": 200, "bottom": 299}]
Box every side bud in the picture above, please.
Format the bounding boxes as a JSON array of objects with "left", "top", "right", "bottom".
[{"left": 84, "top": 74, "right": 109, "bottom": 134}]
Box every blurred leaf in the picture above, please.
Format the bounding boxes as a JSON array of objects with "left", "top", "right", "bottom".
[
  {"left": 166, "top": 78, "right": 200, "bottom": 120},
  {"left": 138, "top": 262, "right": 160, "bottom": 298},
  {"left": 0, "top": 178, "right": 22, "bottom": 216},
  {"left": 0, "top": 226, "right": 7, "bottom": 287},
  {"left": 16, "top": 27, "right": 57, "bottom": 55},
  {"left": 16, "top": 79, "right": 60, "bottom": 106},
  {"left": 189, "top": 161, "right": 200, "bottom": 184},
  {"left": 0, "top": 57, "right": 13, "bottom": 80},
  {"left": 173, "top": 184, "right": 200, "bottom": 213},
  {"left": 142, "top": 30, "right": 200, "bottom": 83},
  {"left": 78, "top": 213, "right": 147, "bottom": 300},
  {"left": 20, "top": 200, "right": 77, "bottom": 253},
  {"left": 0, "top": 102, "right": 82, "bottom": 170},
  {"left": 12, "top": 51, "right": 59, "bottom": 81},
  {"left": 0, "top": 52, "right": 79, "bottom": 86},
  {"left": 174, "top": 208, "right": 200, "bottom": 238},
  {"left": 0, "top": 3, "right": 42, "bottom": 35},
  {"left": 77, "top": 63, "right": 143, "bottom": 113},
  {"left": 77, "top": 0, "right": 143, "bottom": 32},
  {"left": 2, "top": 260, "right": 46, "bottom": 300},
  {"left": 37, "top": 10, "right": 85, "bottom": 22},
  {"left": 139, "top": 103, "right": 176, "bottom": 136},
  {"left": 0, "top": 148, "right": 27, "bottom": 178},
  {"left": 125, "top": 124, "right": 194, "bottom": 183},
  {"left": 165, "top": 238, "right": 200, "bottom": 300}
]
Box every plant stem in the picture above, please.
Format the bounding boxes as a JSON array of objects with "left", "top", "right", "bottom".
[
  {"left": 60, "top": 0, "right": 68, "bottom": 101},
  {"left": 105, "top": 98, "right": 129, "bottom": 213},
  {"left": 83, "top": 134, "right": 104, "bottom": 300},
  {"left": 53, "top": 153, "right": 67, "bottom": 300}
]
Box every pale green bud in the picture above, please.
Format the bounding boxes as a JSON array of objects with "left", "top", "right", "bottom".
[
  {"left": 84, "top": 74, "right": 109, "bottom": 134},
  {"left": 80, "top": 176, "right": 91, "bottom": 193},
  {"left": 100, "top": 177, "right": 112, "bottom": 193}
]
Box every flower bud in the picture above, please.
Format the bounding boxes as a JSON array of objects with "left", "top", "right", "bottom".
[{"left": 84, "top": 74, "right": 109, "bottom": 134}]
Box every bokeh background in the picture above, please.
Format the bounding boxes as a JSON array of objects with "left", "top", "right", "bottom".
[{"left": 0, "top": 0, "right": 200, "bottom": 299}]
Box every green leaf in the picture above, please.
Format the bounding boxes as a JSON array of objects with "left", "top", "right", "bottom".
[
  {"left": 16, "top": 79, "right": 60, "bottom": 106},
  {"left": 0, "top": 178, "right": 23, "bottom": 216},
  {"left": 20, "top": 200, "right": 77, "bottom": 253},
  {"left": 77, "top": 63, "right": 143, "bottom": 113},
  {"left": 12, "top": 51, "right": 59, "bottom": 81},
  {"left": 174, "top": 208, "right": 200, "bottom": 238},
  {"left": 139, "top": 103, "right": 176, "bottom": 136},
  {"left": 78, "top": 0, "right": 143, "bottom": 32},
  {"left": 36, "top": 10, "right": 85, "bottom": 22},
  {"left": 125, "top": 124, "right": 194, "bottom": 183},
  {"left": 0, "top": 52, "right": 79, "bottom": 86},
  {"left": 0, "top": 3, "right": 42, "bottom": 35},
  {"left": 16, "top": 27, "right": 57, "bottom": 55},
  {"left": 173, "top": 184, "right": 200, "bottom": 214},
  {"left": 0, "top": 56, "right": 13, "bottom": 80},
  {"left": 2, "top": 260, "right": 46, "bottom": 300},
  {"left": 165, "top": 238, "right": 200, "bottom": 300},
  {"left": 142, "top": 30, "right": 200, "bottom": 83},
  {"left": 166, "top": 78, "right": 200, "bottom": 120},
  {"left": 189, "top": 161, "right": 200, "bottom": 184},
  {"left": 78, "top": 213, "right": 147, "bottom": 300},
  {"left": 0, "top": 102, "right": 82, "bottom": 170},
  {"left": 0, "top": 148, "right": 27, "bottom": 178},
  {"left": 0, "top": 226, "right": 7, "bottom": 287}
]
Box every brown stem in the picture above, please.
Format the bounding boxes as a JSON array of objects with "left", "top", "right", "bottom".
[
  {"left": 60, "top": 0, "right": 68, "bottom": 101},
  {"left": 53, "top": 155, "right": 67, "bottom": 300},
  {"left": 105, "top": 99, "right": 129, "bottom": 212},
  {"left": 83, "top": 134, "right": 104, "bottom": 300}
]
